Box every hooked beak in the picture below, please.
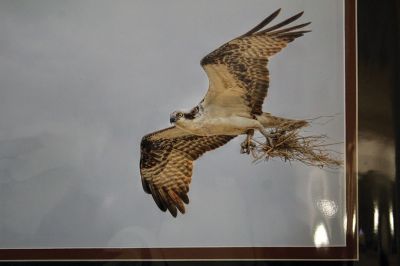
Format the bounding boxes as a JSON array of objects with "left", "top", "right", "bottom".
[{"left": 170, "top": 116, "right": 176, "bottom": 124}]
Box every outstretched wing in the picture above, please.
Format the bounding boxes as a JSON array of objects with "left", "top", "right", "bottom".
[
  {"left": 140, "top": 127, "right": 234, "bottom": 217},
  {"left": 201, "top": 9, "right": 311, "bottom": 116}
]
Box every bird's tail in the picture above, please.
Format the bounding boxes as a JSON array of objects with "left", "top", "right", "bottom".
[{"left": 256, "top": 112, "right": 308, "bottom": 130}]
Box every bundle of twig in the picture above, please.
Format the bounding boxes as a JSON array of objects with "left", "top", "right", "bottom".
[{"left": 248, "top": 121, "right": 342, "bottom": 169}]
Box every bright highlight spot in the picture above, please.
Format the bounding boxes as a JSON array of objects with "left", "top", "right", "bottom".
[
  {"left": 314, "top": 223, "right": 329, "bottom": 247},
  {"left": 317, "top": 199, "right": 338, "bottom": 217},
  {"left": 373, "top": 201, "right": 379, "bottom": 234},
  {"left": 389, "top": 205, "right": 394, "bottom": 237}
]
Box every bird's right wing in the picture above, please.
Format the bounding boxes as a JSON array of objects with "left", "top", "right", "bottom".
[
  {"left": 200, "top": 9, "right": 311, "bottom": 116},
  {"left": 140, "top": 126, "right": 234, "bottom": 217}
]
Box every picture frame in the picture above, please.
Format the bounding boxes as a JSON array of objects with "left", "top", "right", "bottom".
[{"left": 0, "top": 0, "right": 357, "bottom": 261}]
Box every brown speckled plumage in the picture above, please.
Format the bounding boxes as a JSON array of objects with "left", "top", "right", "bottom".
[
  {"left": 140, "top": 127, "right": 234, "bottom": 217},
  {"left": 140, "top": 9, "right": 310, "bottom": 217},
  {"left": 201, "top": 9, "right": 310, "bottom": 115}
]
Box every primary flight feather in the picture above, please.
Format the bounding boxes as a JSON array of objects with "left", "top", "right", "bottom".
[{"left": 140, "top": 9, "right": 311, "bottom": 217}]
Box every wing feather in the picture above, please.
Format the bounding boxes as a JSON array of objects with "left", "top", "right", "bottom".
[
  {"left": 240, "top": 8, "right": 282, "bottom": 37},
  {"left": 140, "top": 126, "right": 234, "bottom": 217},
  {"left": 256, "top": 11, "right": 305, "bottom": 35},
  {"left": 201, "top": 10, "right": 311, "bottom": 115}
]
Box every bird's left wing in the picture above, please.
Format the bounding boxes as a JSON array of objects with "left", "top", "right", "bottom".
[
  {"left": 201, "top": 9, "right": 310, "bottom": 116},
  {"left": 140, "top": 126, "right": 234, "bottom": 217}
]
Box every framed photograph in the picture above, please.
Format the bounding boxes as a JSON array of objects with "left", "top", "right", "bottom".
[{"left": 0, "top": 0, "right": 357, "bottom": 261}]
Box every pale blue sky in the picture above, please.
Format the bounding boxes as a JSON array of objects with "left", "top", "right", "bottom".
[{"left": 0, "top": 0, "right": 345, "bottom": 248}]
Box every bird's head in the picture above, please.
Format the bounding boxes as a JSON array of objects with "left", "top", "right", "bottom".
[
  {"left": 170, "top": 111, "right": 185, "bottom": 124},
  {"left": 170, "top": 106, "right": 201, "bottom": 125}
]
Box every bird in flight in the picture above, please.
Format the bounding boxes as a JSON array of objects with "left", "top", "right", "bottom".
[{"left": 140, "top": 9, "right": 311, "bottom": 217}]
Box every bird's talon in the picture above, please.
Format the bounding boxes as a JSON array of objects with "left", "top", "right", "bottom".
[
  {"left": 240, "top": 146, "right": 246, "bottom": 154},
  {"left": 240, "top": 139, "right": 254, "bottom": 154}
]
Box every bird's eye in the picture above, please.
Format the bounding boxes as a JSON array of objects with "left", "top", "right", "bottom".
[{"left": 177, "top": 113, "right": 184, "bottom": 118}]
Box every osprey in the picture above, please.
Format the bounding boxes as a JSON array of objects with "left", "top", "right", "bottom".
[{"left": 140, "top": 9, "right": 311, "bottom": 217}]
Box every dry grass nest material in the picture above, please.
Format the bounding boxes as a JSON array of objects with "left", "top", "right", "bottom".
[{"left": 248, "top": 120, "right": 342, "bottom": 169}]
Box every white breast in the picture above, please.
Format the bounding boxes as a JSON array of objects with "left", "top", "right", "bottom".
[{"left": 177, "top": 113, "right": 248, "bottom": 136}]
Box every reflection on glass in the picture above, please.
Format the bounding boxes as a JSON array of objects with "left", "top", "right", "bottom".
[
  {"left": 352, "top": 211, "right": 356, "bottom": 234},
  {"left": 317, "top": 199, "right": 338, "bottom": 217},
  {"left": 314, "top": 223, "right": 329, "bottom": 247},
  {"left": 389, "top": 205, "right": 394, "bottom": 237},
  {"left": 373, "top": 200, "right": 379, "bottom": 235}
]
